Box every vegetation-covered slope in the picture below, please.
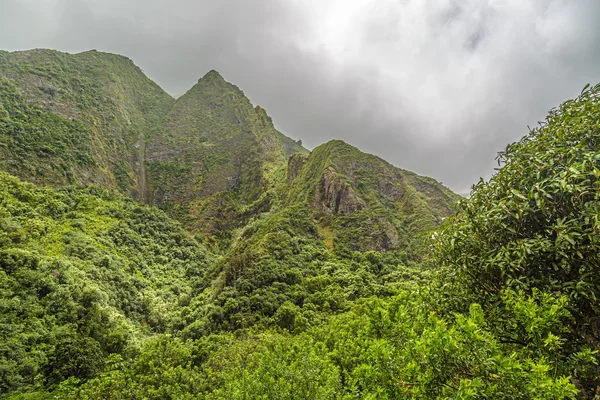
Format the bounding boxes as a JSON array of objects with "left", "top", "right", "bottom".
[
  {"left": 275, "top": 130, "right": 308, "bottom": 158},
  {"left": 0, "top": 171, "right": 212, "bottom": 394},
  {"left": 0, "top": 49, "right": 456, "bottom": 254},
  {"left": 0, "top": 49, "right": 175, "bottom": 198},
  {"left": 287, "top": 140, "right": 460, "bottom": 255},
  {"left": 145, "top": 70, "right": 293, "bottom": 246},
  {"left": 0, "top": 75, "right": 95, "bottom": 185},
  {"left": 5, "top": 48, "right": 560, "bottom": 399},
  {"left": 39, "top": 80, "right": 599, "bottom": 400},
  {"left": 173, "top": 138, "right": 460, "bottom": 333}
]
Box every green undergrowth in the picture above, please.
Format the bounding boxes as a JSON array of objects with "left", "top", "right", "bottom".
[
  {"left": 8, "top": 285, "right": 580, "bottom": 399},
  {"left": 0, "top": 172, "right": 212, "bottom": 394},
  {"left": 0, "top": 76, "right": 94, "bottom": 185},
  {"left": 177, "top": 202, "right": 422, "bottom": 336}
]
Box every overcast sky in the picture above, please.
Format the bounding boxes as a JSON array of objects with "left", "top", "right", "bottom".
[{"left": 1, "top": 0, "right": 599, "bottom": 194}]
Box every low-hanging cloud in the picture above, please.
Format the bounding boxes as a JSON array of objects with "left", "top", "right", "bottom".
[{"left": 1, "top": 0, "right": 599, "bottom": 194}]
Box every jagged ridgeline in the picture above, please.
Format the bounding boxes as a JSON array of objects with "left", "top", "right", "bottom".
[{"left": 0, "top": 49, "right": 458, "bottom": 255}]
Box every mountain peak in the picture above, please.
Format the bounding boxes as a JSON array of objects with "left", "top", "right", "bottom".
[
  {"left": 314, "top": 139, "right": 362, "bottom": 158},
  {"left": 322, "top": 139, "right": 354, "bottom": 149},
  {"left": 199, "top": 69, "right": 225, "bottom": 83}
]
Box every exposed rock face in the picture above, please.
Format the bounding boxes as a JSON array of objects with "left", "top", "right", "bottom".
[
  {"left": 379, "top": 218, "right": 399, "bottom": 248},
  {"left": 315, "top": 168, "right": 366, "bottom": 215},
  {"left": 287, "top": 140, "right": 461, "bottom": 254}
]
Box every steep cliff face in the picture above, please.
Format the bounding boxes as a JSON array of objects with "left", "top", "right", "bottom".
[
  {"left": 314, "top": 168, "right": 366, "bottom": 215},
  {"left": 286, "top": 153, "right": 308, "bottom": 183},
  {"left": 0, "top": 49, "right": 175, "bottom": 197},
  {"left": 288, "top": 140, "right": 460, "bottom": 254},
  {"left": 145, "top": 70, "right": 298, "bottom": 246}
]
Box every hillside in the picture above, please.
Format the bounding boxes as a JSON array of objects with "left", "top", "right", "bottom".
[
  {"left": 145, "top": 70, "right": 293, "bottom": 247},
  {"left": 0, "top": 48, "right": 539, "bottom": 400},
  {"left": 0, "top": 49, "right": 175, "bottom": 198},
  {"left": 288, "top": 140, "right": 460, "bottom": 255},
  {"left": 0, "top": 49, "right": 457, "bottom": 253},
  {"left": 0, "top": 171, "right": 212, "bottom": 393}
]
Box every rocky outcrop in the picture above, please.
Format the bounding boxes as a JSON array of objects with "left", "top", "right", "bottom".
[
  {"left": 286, "top": 140, "right": 460, "bottom": 254},
  {"left": 314, "top": 168, "right": 366, "bottom": 215}
]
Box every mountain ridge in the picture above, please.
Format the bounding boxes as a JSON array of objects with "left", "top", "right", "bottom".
[
  {"left": 0, "top": 49, "right": 460, "bottom": 337},
  {"left": 0, "top": 48, "right": 457, "bottom": 253},
  {"left": 4, "top": 46, "right": 596, "bottom": 398},
  {"left": 0, "top": 48, "right": 175, "bottom": 198}
]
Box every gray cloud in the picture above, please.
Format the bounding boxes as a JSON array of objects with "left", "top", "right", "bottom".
[{"left": 1, "top": 0, "right": 600, "bottom": 194}]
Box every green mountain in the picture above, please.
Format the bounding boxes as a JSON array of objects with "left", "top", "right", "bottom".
[
  {"left": 9, "top": 49, "right": 568, "bottom": 399},
  {"left": 287, "top": 140, "right": 459, "bottom": 255},
  {"left": 145, "top": 70, "right": 295, "bottom": 246},
  {"left": 0, "top": 49, "right": 174, "bottom": 198},
  {"left": 0, "top": 49, "right": 457, "bottom": 254}
]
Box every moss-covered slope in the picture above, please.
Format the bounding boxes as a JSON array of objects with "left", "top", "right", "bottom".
[
  {"left": 0, "top": 76, "right": 96, "bottom": 185},
  {"left": 145, "top": 70, "right": 303, "bottom": 247},
  {"left": 275, "top": 130, "right": 309, "bottom": 158},
  {"left": 287, "top": 140, "right": 461, "bottom": 255},
  {"left": 0, "top": 49, "right": 175, "bottom": 198}
]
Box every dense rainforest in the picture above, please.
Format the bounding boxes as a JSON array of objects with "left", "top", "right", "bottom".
[{"left": 0, "top": 49, "right": 599, "bottom": 399}]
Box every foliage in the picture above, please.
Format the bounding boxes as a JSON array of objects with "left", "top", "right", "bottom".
[
  {"left": 23, "top": 290, "right": 578, "bottom": 399},
  {"left": 287, "top": 139, "right": 460, "bottom": 256},
  {"left": 0, "top": 76, "right": 94, "bottom": 185},
  {"left": 3, "top": 47, "right": 598, "bottom": 399},
  {"left": 432, "top": 83, "right": 600, "bottom": 395},
  {"left": 0, "top": 172, "right": 211, "bottom": 394},
  {"left": 0, "top": 48, "right": 175, "bottom": 195},
  {"left": 145, "top": 70, "right": 297, "bottom": 246}
]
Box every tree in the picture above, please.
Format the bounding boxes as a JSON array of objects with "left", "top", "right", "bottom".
[
  {"left": 44, "top": 336, "right": 105, "bottom": 385},
  {"left": 432, "top": 83, "right": 600, "bottom": 393}
]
